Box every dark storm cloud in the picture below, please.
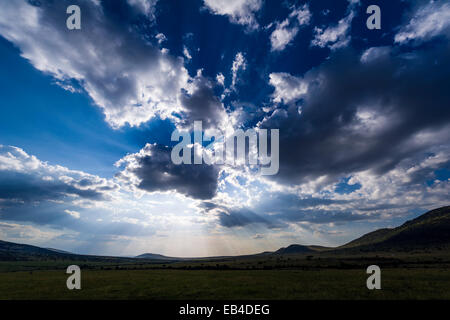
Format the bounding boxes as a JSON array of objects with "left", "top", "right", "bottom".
[
  {"left": 178, "top": 76, "right": 227, "bottom": 130},
  {"left": 117, "top": 144, "right": 220, "bottom": 199},
  {"left": 264, "top": 43, "right": 450, "bottom": 185}
]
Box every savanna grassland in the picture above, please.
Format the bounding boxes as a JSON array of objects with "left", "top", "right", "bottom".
[
  {"left": 1, "top": 250, "right": 450, "bottom": 300},
  {"left": 1, "top": 267, "right": 449, "bottom": 300}
]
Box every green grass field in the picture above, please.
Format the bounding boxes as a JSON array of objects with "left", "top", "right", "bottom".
[{"left": 1, "top": 268, "right": 449, "bottom": 300}]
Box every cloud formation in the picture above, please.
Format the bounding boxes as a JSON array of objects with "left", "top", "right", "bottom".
[
  {"left": 0, "top": 145, "right": 118, "bottom": 205},
  {"left": 0, "top": 0, "right": 449, "bottom": 255},
  {"left": 231, "top": 52, "right": 247, "bottom": 90},
  {"left": 263, "top": 44, "right": 450, "bottom": 186},
  {"left": 179, "top": 75, "right": 228, "bottom": 130},
  {"left": 116, "top": 143, "right": 221, "bottom": 199},
  {"left": 395, "top": 0, "right": 450, "bottom": 44},
  {"left": 270, "top": 4, "right": 311, "bottom": 52},
  {"left": 311, "top": 0, "right": 358, "bottom": 49},
  {"left": 269, "top": 72, "right": 308, "bottom": 104},
  {"left": 0, "top": 0, "right": 192, "bottom": 128},
  {"left": 203, "top": 0, "right": 263, "bottom": 30},
  {"left": 0, "top": 145, "right": 125, "bottom": 230},
  {"left": 127, "top": 0, "right": 159, "bottom": 18}
]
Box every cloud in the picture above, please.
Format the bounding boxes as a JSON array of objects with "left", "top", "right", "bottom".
[
  {"left": 127, "top": 0, "right": 159, "bottom": 18},
  {"left": 0, "top": 221, "right": 64, "bottom": 243},
  {"left": 203, "top": 0, "right": 262, "bottom": 30},
  {"left": 360, "top": 46, "right": 391, "bottom": 63},
  {"left": 178, "top": 75, "right": 228, "bottom": 130},
  {"left": 311, "top": 1, "right": 358, "bottom": 50},
  {"left": 0, "top": 146, "right": 118, "bottom": 205},
  {"left": 0, "top": 145, "right": 129, "bottom": 229},
  {"left": 395, "top": 1, "right": 450, "bottom": 44},
  {"left": 270, "top": 4, "right": 311, "bottom": 52},
  {"left": 155, "top": 32, "right": 167, "bottom": 44},
  {"left": 1, "top": 0, "right": 449, "bottom": 254},
  {"left": 65, "top": 209, "right": 81, "bottom": 219},
  {"left": 231, "top": 52, "right": 247, "bottom": 89},
  {"left": 269, "top": 72, "right": 308, "bottom": 104},
  {"left": 183, "top": 46, "right": 192, "bottom": 61},
  {"left": 216, "top": 73, "right": 225, "bottom": 86},
  {"left": 261, "top": 43, "right": 450, "bottom": 187},
  {"left": 217, "top": 208, "right": 284, "bottom": 228},
  {"left": 116, "top": 143, "right": 221, "bottom": 199},
  {"left": 202, "top": 146, "right": 449, "bottom": 229},
  {"left": 201, "top": 193, "right": 367, "bottom": 229},
  {"left": 270, "top": 23, "right": 298, "bottom": 52},
  {"left": 0, "top": 0, "right": 191, "bottom": 128},
  {"left": 0, "top": 148, "right": 178, "bottom": 246}
]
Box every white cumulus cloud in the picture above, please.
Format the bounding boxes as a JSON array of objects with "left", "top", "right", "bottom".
[
  {"left": 65, "top": 209, "right": 81, "bottom": 219},
  {"left": 269, "top": 72, "right": 308, "bottom": 104},
  {"left": 203, "top": 0, "right": 262, "bottom": 30},
  {"left": 270, "top": 5, "right": 311, "bottom": 52},
  {"left": 311, "top": 0, "right": 358, "bottom": 50}
]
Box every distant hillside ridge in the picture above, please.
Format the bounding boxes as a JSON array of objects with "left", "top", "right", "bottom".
[
  {"left": 0, "top": 240, "right": 72, "bottom": 261},
  {"left": 135, "top": 253, "right": 180, "bottom": 260},
  {"left": 341, "top": 206, "right": 450, "bottom": 251},
  {"left": 0, "top": 240, "right": 136, "bottom": 263},
  {"left": 275, "top": 244, "right": 331, "bottom": 254}
]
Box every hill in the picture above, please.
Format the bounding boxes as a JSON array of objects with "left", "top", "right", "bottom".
[
  {"left": 275, "top": 244, "right": 319, "bottom": 254},
  {"left": 0, "top": 240, "right": 137, "bottom": 263},
  {"left": 45, "top": 248, "right": 74, "bottom": 255},
  {"left": 341, "top": 206, "right": 450, "bottom": 251},
  {"left": 0, "top": 240, "right": 72, "bottom": 261},
  {"left": 136, "top": 253, "right": 180, "bottom": 260}
]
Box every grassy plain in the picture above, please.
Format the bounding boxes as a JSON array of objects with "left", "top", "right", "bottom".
[{"left": 0, "top": 258, "right": 449, "bottom": 300}]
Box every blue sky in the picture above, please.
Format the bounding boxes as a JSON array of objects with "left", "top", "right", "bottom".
[{"left": 0, "top": 0, "right": 449, "bottom": 257}]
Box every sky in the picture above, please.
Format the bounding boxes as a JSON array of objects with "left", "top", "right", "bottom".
[{"left": 0, "top": 0, "right": 449, "bottom": 257}]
